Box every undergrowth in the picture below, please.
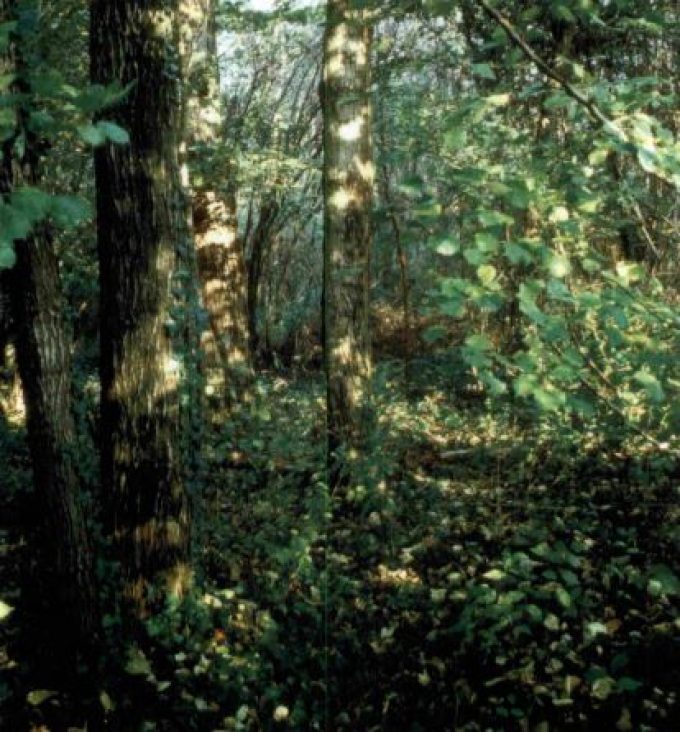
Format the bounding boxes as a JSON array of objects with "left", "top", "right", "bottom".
[{"left": 1, "top": 362, "right": 679, "bottom": 731}]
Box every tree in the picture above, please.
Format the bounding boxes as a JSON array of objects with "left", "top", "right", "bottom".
[
  {"left": 181, "top": 0, "right": 252, "bottom": 407},
  {"left": 322, "top": 0, "right": 374, "bottom": 489},
  {"left": 0, "top": 0, "right": 98, "bottom": 674},
  {"left": 90, "top": 0, "right": 192, "bottom": 615}
]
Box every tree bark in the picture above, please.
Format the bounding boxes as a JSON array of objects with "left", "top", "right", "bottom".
[
  {"left": 247, "top": 197, "right": 280, "bottom": 362},
  {"left": 180, "top": 0, "right": 252, "bottom": 406},
  {"left": 322, "top": 0, "right": 374, "bottom": 490},
  {"left": 91, "top": 0, "right": 191, "bottom": 615},
  {"left": 0, "top": 0, "right": 98, "bottom": 674}
]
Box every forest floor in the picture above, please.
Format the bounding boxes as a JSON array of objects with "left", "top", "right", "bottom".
[{"left": 1, "top": 360, "right": 679, "bottom": 731}]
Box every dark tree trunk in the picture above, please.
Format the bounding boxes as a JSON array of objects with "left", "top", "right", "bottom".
[
  {"left": 91, "top": 0, "right": 191, "bottom": 615},
  {"left": 247, "top": 198, "right": 280, "bottom": 361},
  {"left": 322, "top": 0, "right": 374, "bottom": 490},
  {"left": 0, "top": 0, "right": 98, "bottom": 676}
]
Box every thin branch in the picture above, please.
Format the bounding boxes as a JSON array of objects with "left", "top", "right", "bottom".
[
  {"left": 478, "top": 0, "right": 612, "bottom": 128},
  {"left": 477, "top": 1, "right": 674, "bottom": 189}
]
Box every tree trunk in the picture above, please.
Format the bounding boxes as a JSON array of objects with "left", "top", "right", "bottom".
[
  {"left": 180, "top": 0, "right": 252, "bottom": 406},
  {"left": 247, "top": 197, "right": 279, "bottom": 362},
  {"left": 91, "top": 0, "right": 191, "bottom": 615},
  {"left": 0, "top": 0, "right": 98, "bottom": 675},
  {"left": 322, "top": 0, "right": 374, "bottom": 490}
]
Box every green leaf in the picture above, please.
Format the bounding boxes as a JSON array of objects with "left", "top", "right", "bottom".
[
  {"left": 544, "top": 613, "right": 560, "bottom": 631},
  {"left": 0, "top": 599, "right": 13, "bottom": 621},
  {"left": 477, "top": 264, "right": 497, "bottom": 286},
  {"left": 472, "top": 62, "right": 496, "bottom": 80},
  {"left": 549, "top": 206, "right": 570, "bottom": 224},
  {"left": 97, "top": 120, "right": 130, "bottom": 145},
  {"left": 414, "top": 201, "right": 441, "bottom": 218},
  {"left": 462, "top": 334, "right": 493, "bottom": 368},
  {"left": 432, "top": 235, "right": 459, "bottom": 256},
  {"left": 0, "top": 245, "right": 16, "bottom": 270},
  {"left": 50, "top": 195, "right": 92, "bottom": 228},
  {"left": 0, "top": 21, "right": 17, "bottom": 53},
  {"left": 544, "top": 91, "right": 572, "bottom": 109},
  {"left": 77, "top": 123, "right": 106, "bottom": 146},
  {"left": 125, "top": 648, "right": 152, "bottom": 676},
  {"left": 100, "top": 690, "right": 115, "bottom": 712},
  {"left": 551, "top": 4, "right": 576, "bottom": 22},
  {"left": 27, "top": 689, "right": 57, "bottom": 706},
  {"left": 615, "top": 261, "right": 644, "bottom": 286},
  {"left": 477, "top": 209, "right": 513, "bottom": 227},
  {"left": 560, "top": 569, "right": 580, "bottom": 587},
  {"left": 633, "top": 369, "right": 664, "bottom": 402},
  {"left": 637, "top": 145, "right": 658, "bottom": 174},
  {"left": 505, "top": 242, "right": 533, "bottom": 265},
  {"left": 547, "top": 254, "right": 571, "bottom": 278},
  {"left": 398, "top": 175, "right": 425, "bottom": 196},
  {"left": 616, "top": 677, "right": 643, "bottom": 693},
  {"left": 11, "top": 187, "right": 52, "bottom": 221},
  {"left": 647, "top": 564, "right": 680, "bottom": 596},
  {"left": 463, "top": 247, "right": 487, "bottom": 266},
  {"left": 486, "top": 92, "right": 511, "bottom": 107},
  {"left": 0, "top": 73, "right": 16, "bottom": 91},
  {"left": 72, "top": 81, "right": 135, "bottom": 114},
  {"left": 443, "top": 127, "right": 467, "bottom": 150},
  {"left": 591, "top": 676, "right": 615, "bottom": 701},
  {"left": 534, "top": 386, "right": 566, "bottom": 412},
  {"left": 474, "top": 232, "right": 498, "bottom": 253},
  {"left": 423, "top": 325, "right": 447, "bottom": 343},
  {"left": 556, "top": 587, "right": 572, "bottom": 608},
  {"left": 585, "top": 621, "right": 608, "bottom": 640}
]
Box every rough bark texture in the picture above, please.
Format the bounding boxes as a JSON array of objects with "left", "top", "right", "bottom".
[
  {"left": 322, "top": 0, "right": 374, "bottom": 488},
  {"left": 91, "top": 0, "right": 191, "bottom": 614},
  {"left": 181, "top": 0, "right": 252, "bottom": 405},
  {"left": 0, "top": 0, "right": 98, "bottom": 672}
]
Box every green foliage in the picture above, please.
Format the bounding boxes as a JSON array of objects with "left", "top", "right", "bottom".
[
  {"left": 1, "top": 1, "right": 679, "bottom": 731},
  {"left": 0, "top": 11, "right": 130, "bottom": 271}
]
